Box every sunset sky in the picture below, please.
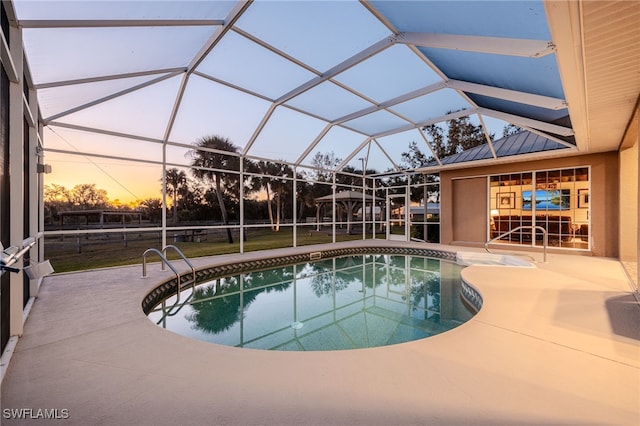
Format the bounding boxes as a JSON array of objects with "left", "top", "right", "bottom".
[{"left": 25, "top": 0, "right": 536, "bottom": 205}]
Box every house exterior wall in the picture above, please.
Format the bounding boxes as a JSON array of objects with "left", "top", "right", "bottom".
[
  {"left": 618, "top": 100, "right": 639, "bottom": 290},
  {"left": 451, "top": 177, "right": 487, "bottom": 243},
  {"left": 439, "top": 152, "right": 619, "bottom": 258}
]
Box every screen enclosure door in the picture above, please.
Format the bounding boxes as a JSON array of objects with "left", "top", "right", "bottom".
[{"left": 387, "top": 193, "right": 408, "bottom": 241}]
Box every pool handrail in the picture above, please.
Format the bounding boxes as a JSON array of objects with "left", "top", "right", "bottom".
[
  {"left": 485, "top": 225, "right": 547, "bottom": 263},
  {"left": 142, "top": 248, "right": 184, "bottom": 301},
  {"left": 161, "top": 245, "right": 196, "bottom": 282}
]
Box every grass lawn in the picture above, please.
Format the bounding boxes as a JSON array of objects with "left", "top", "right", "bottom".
[{"left": 45, "top": 227, "right": 367, "bottom": 273}]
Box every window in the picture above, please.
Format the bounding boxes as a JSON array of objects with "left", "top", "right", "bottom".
[{"left": 489, "top": 168, "right": 589, "bottom": 249}]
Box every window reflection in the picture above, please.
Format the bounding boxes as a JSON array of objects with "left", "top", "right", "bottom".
[{"left": 489, "top": 167, "right": 589, "bottom": 249}]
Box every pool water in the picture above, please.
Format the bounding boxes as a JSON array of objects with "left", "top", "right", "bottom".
[{"left": 148, "top": 254, "right": 475, "bottom": 351}]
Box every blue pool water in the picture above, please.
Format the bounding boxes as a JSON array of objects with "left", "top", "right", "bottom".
[{"left": 148, "top": 254, "right": 475, "bottom": 351}]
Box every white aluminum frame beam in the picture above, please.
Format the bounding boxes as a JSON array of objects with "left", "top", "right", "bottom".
[
  {"left": 43, "top": 71, "right": 182, "bottom": 123},
  {"left": 332, "top": 81, "right": 447, "bottom": 125},
  {"left": 447, "top": 79, "right": 567, "bottom": 110},
  {"left": 372, "top": 108, "right": 475, "bottom": 139},
  {"left": 336, "top": 137, "right": 372, "bottom": 171},
  {"left": 242, "top": 104, "right": 277, "bottom": 156},
  {"left": 417, "top": 129, "right": 442, "bottom": 166},
  {"left": 295, "top": 124, "right": 333, "bottom": 166},
  {"left": 162, "top": 0, "right": 252, "bottom": 151},
  {"left": 0, "top": 27, "right": 19, "bottom": 82},
  {"left": 521, "top": 126, "right": 577, "bottom": 149},
  {"left": 17, "top": 19, "right": 224, "bottom": 28},
  {"left": 479, "top": 108, "right": 574, "bottom": 137},
  {"left": 47, "top": 121, "right": 164, "bottom": 144},
  {"left": 35, "top": 67, "right": 187, "bottom": 90},
  {"left": 373, "top": 139, "right": 401, "bottom": 171},
  {"left": 476, "top": 114, "right": 498, "bottom": 159},
  {"left": 275, "top": 35, "right": 397, "bottom": 105},
  {"left": 398, "top": 32, "right": 555, "bottom": 58}
]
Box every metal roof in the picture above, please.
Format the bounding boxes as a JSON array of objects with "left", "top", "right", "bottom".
[
  {"left": 422, "top": 130, "right": 569, "bottom": 170},
  {"left": 4, "top": 0, "right": 638, "bottom": 181}
]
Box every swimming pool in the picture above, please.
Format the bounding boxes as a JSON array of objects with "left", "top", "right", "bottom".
[{"left": 146, "top": 251, "right": 476, "bottom": 351}]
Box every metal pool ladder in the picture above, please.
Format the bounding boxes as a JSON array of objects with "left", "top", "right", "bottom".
[
  {"left": 485, "top": 225, "right": 548, "bottom": 263},
  {"left": 142, "top": 245, "right": 197, "bottom": 303}
]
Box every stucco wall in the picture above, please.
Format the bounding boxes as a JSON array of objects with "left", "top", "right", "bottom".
[
  {"left": 618, "top": 101, "right": 639, "bottom": 291},
  {"left": 439, "top": 152, "right": 619, "bottom": 258},
  {"left": 618, "top": 105, "right": 639, "bottom": 263},
  {"left": 451, "top": 177, "right": 487, "bottom": 243}
]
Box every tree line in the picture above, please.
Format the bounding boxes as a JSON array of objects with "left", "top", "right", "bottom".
[{"left": 44, "top": 118, "right": 521, "bottom": 243}]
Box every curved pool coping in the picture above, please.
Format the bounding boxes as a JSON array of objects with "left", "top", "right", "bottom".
[
  {"left": 3, "top": 239, "right": 638, "bottom": 425},
  {"left": 142, "top": 245, "right": 465, "bottom": 315}
]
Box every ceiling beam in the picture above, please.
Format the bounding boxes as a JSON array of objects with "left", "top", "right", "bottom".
[
  {"left": 373, "top": 139, "right": 401, "bottom": 171},
  {"left": 186, "top": 1, "right": 252, "bottom": 74},
  {"left": 332, "top": 81, "right": 447, "bottom": 125},
  {"left": 43, "top": 71, "right": 182, "bottom": 123},
  {"left": 336, "top": 137, "right": 372, "bottom": 171},
  {"left": 242, "top": 104, "right": 277, "bottom": 156},
  {"left": 522, "top": 126, "right": 577, "bottom": 149},
  {"left": 276, "top": 35, "right": 396, "bottom": 105},
  {"left": 161, "top": 0, "right": 253, "bottom": 144},
  {"left": 295, "top": 124, "right": 333, "bottom": 166},
  {"left": 35, "top": 67, "right": 187, "bottom": 90},
  {"left": 398, "top": 32, "right": 555, "bottom": 58},
  {"left": 47, "top": 121, "right": 163, "bottom": 144},
  {"left": 476, "top": 114, "right": 498, "bottom": 159},
  {"left": 479, "top": 108, "right": 574, "bottom": 137},
  {"left": 447, "top": 79, "right": 567, "bottom": 110},
  {"left": 372, "top": 108, "right": 475, "bottom": 139},
  {"left": 418, "top": 129, "right": 441, "bottom": 166}
]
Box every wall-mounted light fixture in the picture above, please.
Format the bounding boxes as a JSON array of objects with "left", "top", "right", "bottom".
[{"left": 37, "top": 164, "right": 52, "bottom": 174}]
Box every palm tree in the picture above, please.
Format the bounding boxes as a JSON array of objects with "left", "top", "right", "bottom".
[
  {"left": 253, "top": 160, "right": 291, "bottom": 231},
  {"left": 164, "top": 168, "right": 187, "bottom": 224},
  {"left": 187, "top": 135, "right": 240, "bottom": 244},
  {"left": 139, "top": 198, "right": 162, "bottom": 223}
]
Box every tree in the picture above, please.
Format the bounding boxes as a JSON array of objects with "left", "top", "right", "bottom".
[
  {"left": 422, "top": 112, "right": 491, "bottom": 159},
  {"left": 163, "top": 168, "right": 187, "bottom": 224},
  {"left": 446, "top": 114, "right": 488, "bottom": 154},
  {"left": 502, "top": 124, "right": 524, "bottom": 138},
  {"left": 187, "top": 135, "right": 240, "bottom": 244},
  {"left": 44, "top": 183, "right": 72, "bottom": 204},
  {"left": 295, "top": 173, "right": 315, "bottom": 221},
  {"left": 400, "top": 141, "right": 430, "bottom": 170},
  {"left": 69, "top": 184, "right": 110, "bottom": 209},
  {"left": 252, "top": 160, "right": 292, "bottom": 231},
  {"left": 399, "top": 141, "right": 441, "bottom": 203},
  {"left": 309, "top": 151, "right": 341, "bottom": 183},
  {"left": 139, "top": 198, "right": 162, "bottom": 223},
  {"left": 423, "top": 124, "right": 447, "bottom": 159},
  {"left": 44, "top": 183, "right": 73, "bottom": 223}
]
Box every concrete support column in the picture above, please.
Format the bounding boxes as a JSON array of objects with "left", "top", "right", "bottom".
[
  {"left": 293, "top": 167, "right": 297, "bottom": 247},
  {"left": 239, "top": 157, "right": 244, "bottom": 254},
  {"left": 28, "top": 77, "right": 40, "bottom": 297},
  {"left": 8, "top": 23, "right": 24, "bottom": 336},
  {"left": 37, "top": 121, "right": 45, "bottom": 264}
]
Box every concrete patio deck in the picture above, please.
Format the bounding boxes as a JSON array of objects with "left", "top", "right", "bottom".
[{"left": 1, "top": 241, "right": 639, "bottom": 425}]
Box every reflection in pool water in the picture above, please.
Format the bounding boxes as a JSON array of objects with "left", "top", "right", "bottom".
[{"left": 148, "top": 255, "right": 474, "bottom": 351}]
